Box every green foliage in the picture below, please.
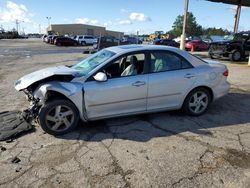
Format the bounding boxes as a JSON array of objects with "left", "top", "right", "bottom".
[
  {"left": 167, "top": 12, "right": 230, "bottom": 38},
  {"left": 202, "top": 27, "right": 230, "bottom": 36},
  {"left": 167, "top": 12, "right": 202, "bottom": 38}
]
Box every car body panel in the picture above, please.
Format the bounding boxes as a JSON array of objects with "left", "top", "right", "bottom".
[
  {"left": 147, "top": 68, "right": 197, "bottom": 110},
  {"left": 33, "top": 81, "right": 86, "bottom": 121},
  {"left": 84, "top": 74, "right": 148, "bottom": 119},
  {"left": 15, "top": 66, "right": 80, "bottom": 91}
]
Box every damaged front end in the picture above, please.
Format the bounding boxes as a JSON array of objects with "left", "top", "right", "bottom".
[
  {"left": 21, "top": 88, "right": 41, "bottom": 124},
  {"left": 14, "top": 66, "right": 79, "bottom": 124}
]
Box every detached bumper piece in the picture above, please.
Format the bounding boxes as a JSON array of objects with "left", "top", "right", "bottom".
[{"left": 0, "top": 111, "right": 34, "bottom": 141}]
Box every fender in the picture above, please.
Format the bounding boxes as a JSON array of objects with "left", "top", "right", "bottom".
[{"left": 33, "top": 81, "right": 88, "bottom": 121}]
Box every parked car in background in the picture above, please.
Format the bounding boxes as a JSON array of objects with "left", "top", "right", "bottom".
[
  {"left": 209, "top": 31, "right": 250, "bottom": 61},
  {"left": 75, "top": 35, "right": 97, "bottom": 46},
  {"left": 122, "top": 37, "right": 142, "bottom": 44},
  {"left": 153, "top": 39, "right": 180, "bottom": 48},
  {"left": 15, "top": 45, "right": 230, "bottom": 135},
  {"left": 46, "top": 35, "right": 54, "bottom": 43},
  {"left": 42, "top": 35, "right": 47, "bottom": 42},
  {"left": 94, "top": 36, "right": 123, "bottom": 49},
  {"left": 50, "top": 36, "right": 61, "bottom": 44},
  {"left": 185, "top": 40, "right": 209, "bottom": 51},
  {"left": 54, "top": 37, "right": 78, "bottom": 46}
]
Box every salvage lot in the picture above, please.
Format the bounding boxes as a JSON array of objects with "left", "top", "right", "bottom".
[{"left": 0, "top": 39, "right": 250, "bottom": 188}]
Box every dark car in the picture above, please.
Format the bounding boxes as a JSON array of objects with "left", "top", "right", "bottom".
[
  {"left": 153, "top": 39, "right": 179, "bottom": 48},
  {"left": 122, "top": 37, "right": 142, "bottom": 44},
  {"left": 54, "top": 37, "right": 78, "bottom": 46},
  {"left": 209, "top": 31, "right": 250, "bottom": 61},
  {"left": 50, "top": 36, "right": 61, "bottom": 44},
  {"left": 185, "top": 40, "right": 209, "bottom": 52},
  {"left": 94, "top": 37, "right": 128, "bottom": 49}
]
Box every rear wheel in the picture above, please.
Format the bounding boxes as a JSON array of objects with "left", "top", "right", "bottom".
[
  {"left": 209, "top": 52, "right": 216, "bottom": 59},
  {"left": 38, "top": 100, "right": 79, "bottom": 135},
  {"left": 229, "top": 50, "right": 241, "bottom": 61},
  {"left": 81, "top": 41, "right": 86, "bottom": 46},
  {"left": 182, "top": 88, "right": 211, "bottom": 116}
]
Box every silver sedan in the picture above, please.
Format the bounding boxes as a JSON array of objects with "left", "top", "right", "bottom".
[{"left": 15, "top": 45, "right": 230, "bottom": 135}]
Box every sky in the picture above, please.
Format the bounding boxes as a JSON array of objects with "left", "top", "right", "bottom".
[{"left": 0, "top": 0, "right": 250, "bottom": 34}]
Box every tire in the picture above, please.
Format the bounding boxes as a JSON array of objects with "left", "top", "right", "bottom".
[
  {"left": 182, "top": 88, "right": 211, "bottom": 116},
  {"left": 209, "top": 53, "right": 215, "bottom": 59},
  {"left": 229, "top": 50, "right": 241, "bottom": 61},
  {"left": 38, "top": 99, "right": 79, "bottom": 135},
  {"left": 57, "top": 42, "right": 61, "bottom": 46},
  {"left": 81, "top": 41, "right": 86, "bottom": 46}
]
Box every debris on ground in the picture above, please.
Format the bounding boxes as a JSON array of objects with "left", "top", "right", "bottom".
[
  {"left": 11, "top": 157, "right": 21, "bottom": 164},
  {"left": 0, "top": 146, "right": 6, "bottom": 151},
  {"left": 0, "top": 111, "right": 34, "bottom": 141}
]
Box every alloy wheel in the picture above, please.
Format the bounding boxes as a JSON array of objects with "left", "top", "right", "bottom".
[
  {"left": 45, "top": 105, "right": 74, "bottom": 132},
  {"left": 188, "top": 91, "right": 209, "bottom": 114}
]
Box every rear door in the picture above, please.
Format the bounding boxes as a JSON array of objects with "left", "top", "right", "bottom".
[{"left": 147, "top": 50, "right": 196, "bottom": 111}]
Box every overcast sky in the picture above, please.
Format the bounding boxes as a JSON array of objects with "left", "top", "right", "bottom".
[{"left": 0, "top": 0, "right": 250, "bottom": 34}]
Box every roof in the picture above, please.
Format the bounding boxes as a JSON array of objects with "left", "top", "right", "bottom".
[
  {"left": 106, "top": 44, "right": 179, "bottom": 54},
  {"left": 207, "top": 0, "right": 250, "bottom": 7}
]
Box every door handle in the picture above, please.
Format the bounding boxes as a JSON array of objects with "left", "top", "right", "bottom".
[
  {"left": 184, "top": 73, "right": 196, "bottom": 79},
  {"left": 132, "top": 81, "right": 146, "bottom": 87}
]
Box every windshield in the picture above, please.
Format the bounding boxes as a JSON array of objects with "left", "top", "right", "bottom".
[
  {"left": 72, "top": 50, "right": 115, "bottom": 75},
  {"left": 224, "top": 34, "right": 245, "bottom": 41}
]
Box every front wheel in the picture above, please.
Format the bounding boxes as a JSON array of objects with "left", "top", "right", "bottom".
[
  {"left": 81, "top": 41, "right": 86, "bottom": 46},
  {"left": 229, "top": 50, "right": 241, "bottom": 61},
  {"left": 38, "top": 100, "right": 79, "bottom": 135},
  {"left": 182, "top": 88, "right": 211, "bottom": 116}
]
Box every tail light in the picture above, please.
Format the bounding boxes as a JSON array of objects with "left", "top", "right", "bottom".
[{"left": 223, "top": 69, "right": 229, "bottom": 77}]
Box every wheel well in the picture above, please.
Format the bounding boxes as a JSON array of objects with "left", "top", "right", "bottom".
[
  {"left": 45, "top": 91, "right": 70, "bottom": 102},
  {"left": 188, "top": 86, "right": 214, "bottom": 102}
]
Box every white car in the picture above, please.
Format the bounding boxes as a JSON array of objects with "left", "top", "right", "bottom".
[
  {"left": 15, "top": 45, "right": 230, "bottom": 135},
  {"left": 75, "top": 35, "right": 97, "bottom": 46}
]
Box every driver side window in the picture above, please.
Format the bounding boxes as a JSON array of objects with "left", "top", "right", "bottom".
[{"left": 102, "top": 53, "right": 146, "bottom": 79}]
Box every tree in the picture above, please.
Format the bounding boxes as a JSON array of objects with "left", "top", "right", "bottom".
[
  {"left": 167, "top": 12, "right": 202, "bottom": 38},
  {"left": 202, "top": 27, "right": 230, "bottom": 36}
]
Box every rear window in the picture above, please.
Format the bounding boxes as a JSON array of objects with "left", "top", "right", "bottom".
[
  {"left": 190, "top": 54, "right": 208, "bottom": 64},
  {"left": 85, "top": 36, "right": 93, "bottom": 39}
]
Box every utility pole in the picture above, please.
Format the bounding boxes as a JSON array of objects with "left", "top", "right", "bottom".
[
  {"left": 46, "top": 16, "right": 51, "bottom": 31},
  {"left": 16, "top": 19, "right": 19, "bottom": 34},
  {"left": 39, "top": 24, "right": 41, "bottom": 34},
  {"left": 180, "top": 0, "right": 189, "bottom": 50},
  {"left": 136, "top": 30, "right": 139, "bottom": 44},
  {"left": 234, "top": 4, "right": 241, "bottom": 33}
]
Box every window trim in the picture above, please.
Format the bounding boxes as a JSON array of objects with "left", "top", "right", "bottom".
[
  {"left": 86, "top": 50, "right": 149, "bottom": 82},
  {"left": 148, "top": 50, "right": 194, "bottom": 74}
]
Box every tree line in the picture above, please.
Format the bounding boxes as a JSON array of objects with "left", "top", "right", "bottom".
[{"left": 166, "top": 12, "right": 231, "bottom": 38}]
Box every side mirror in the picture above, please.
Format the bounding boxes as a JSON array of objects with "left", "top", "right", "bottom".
[{"left": 93, "top": 72, "right": 107, "bottom": 82}]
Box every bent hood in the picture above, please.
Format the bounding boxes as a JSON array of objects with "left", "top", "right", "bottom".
[{"left": 15, "top": 65, "right": 80, "bottom": 91}]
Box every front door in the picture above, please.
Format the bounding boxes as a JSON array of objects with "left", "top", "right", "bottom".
[{"left": 84, "top": 52, "right": 148, "bottom": 119}]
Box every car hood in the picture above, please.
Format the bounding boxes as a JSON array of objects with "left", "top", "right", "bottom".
[{"left": 15, "top": 65, "right": 80, "bottom": 91}]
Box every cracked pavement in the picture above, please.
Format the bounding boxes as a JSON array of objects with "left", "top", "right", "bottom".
[{"left": 0, "top": 39, "right": 250, "bottom": 188}]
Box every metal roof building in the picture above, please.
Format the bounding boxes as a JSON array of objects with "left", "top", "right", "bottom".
[{"left": 47, "top": 24, "right": 124, "bottom": 38}]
